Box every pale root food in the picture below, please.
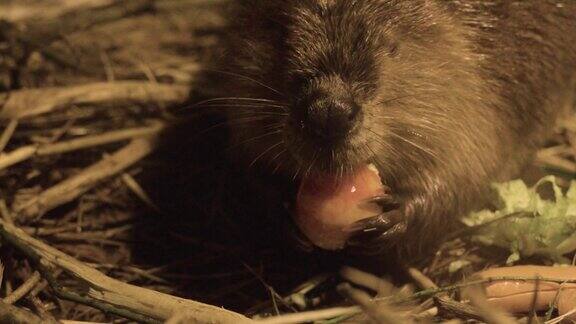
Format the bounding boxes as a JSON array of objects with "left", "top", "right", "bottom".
[
  {"left": 294, "top": 164, "right": 387, "bottom": 250},
  {"left": 474, "top": 265, "right": 576, "bottom": 320}
]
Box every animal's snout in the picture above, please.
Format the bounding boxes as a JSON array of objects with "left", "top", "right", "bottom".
[{"left": 303, "top": 94, "right": 360, "bottom": 141}]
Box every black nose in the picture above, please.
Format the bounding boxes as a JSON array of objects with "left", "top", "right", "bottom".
[{"left": 302, "top": 96, "right": 361, "bottom": 141}]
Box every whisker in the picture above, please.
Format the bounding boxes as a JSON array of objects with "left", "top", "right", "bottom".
[
  {"left": 363, "top": 142, "right": 398, "bottom": 184},
  {"left": 330, "top": 149, "right": 336, "bottom": 174},
  {"left": 292, "top": 142, "right": 306, "bottom": 181},
  {"left": 293, "top": 165, "right": 302, "bottom": 181},
  {"left": 271, "top": 148, "right": 288, "bottom": 175},
  {"left": 225, "top": 115, "right": 281, "bottom": 122},
  {"left": 197, "top": 103, "right": 288, "bottom": 111},
  {"left": 221, "top": 110, "right": 288, "bottom": 117},
  {"left": 227, "top": 129, "right": 283, "bottom": 151},
  {"left": 369, "top": 128, "right": 441, "bottom": 164},
  {"left": 197, "top": 97, "right": 281, "bottom": 104},
  {"left": 220, "top": 111, "right": 288, "bottom": 118},
  {"left": 181, "top": 97, "right": 287, "bottom": 112},
  {"left": 374, "top": 116, "right": 450, "bottom": 135},
  {"left": 249, "top": 141, "right": 284, "bottom": 168},
  {"left": 187, "top": 110, "right": 287, "bottom": 125},
  {"left": 198, "top": 115, "right": 278, "bottom": 135},
  {"left": 364, "top": 131, "right": 399, "bottom": 160},
  {"left": 364, "top": 143, "right": 385, "bottom": 171},
  {"left": 390, "top": 132, "right": 440, "bottom": 162},
  {"left": 262, "top": 122, "right": 285, "bottom": 132},
  {"left": 303, "top": 150, "right": 319, "bottom": 182},
  {"left": 201, "top": 69, "right": 285, "bottom": 97},
  {"left": 347, "top": 156, "right": 354, "bottom": 177}
]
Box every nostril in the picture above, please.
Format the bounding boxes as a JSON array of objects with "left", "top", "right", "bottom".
[
  {"left": 328, "top": 99, "right": 360, "bottom": 127},
  {"left": 332, "top": 101, "right": 349, "bottom": 118},
  {"left": 302, "top": 97, "right": 361, "bottom": 140}
]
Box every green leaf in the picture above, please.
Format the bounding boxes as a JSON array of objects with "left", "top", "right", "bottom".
[{"left": 463, "top": 176, "right": 576, "bottom": 264}]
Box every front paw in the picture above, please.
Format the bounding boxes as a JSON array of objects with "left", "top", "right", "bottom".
[{"left": 346, "top": 207, "right": 409, "bottom": 255}]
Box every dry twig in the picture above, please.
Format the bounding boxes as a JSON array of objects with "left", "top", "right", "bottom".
[
  {"left": 0, "top": 0, "right": 115, "bottom": 23},
  {"left": 407, "top": 268, "right": 484, "bottom": 322},
  {"left": 0, "top": 301, "right": 59, "bottom": 324},
  {"left": 339, "top": 282, "right": 410, "bottom": 324},
  {"left": 0, "top": 0, "right": 154, "bottom": 49},
  {"left": 0, "top": 119, "right": 18, "bottom": 153},
  {"left": 0, "top": 121, "right": 164, "bottom": 171},
  {"left": 14, "top": 137, "right": 158, "bottom": 218},
  {"left": 0, "top": 81, "right": 189, "bottom": 120},
  {"left": 0, "top": 220, "right": 253, "bottom": 323},
  {"left": 341, "top": 266, "right": 395, "bottom": 297},
  {"left": 3, "top": 271, "right": 41, "bottom": 305},
  {"left": 255, "top": 305, "right": 360, "bottom": 324}
]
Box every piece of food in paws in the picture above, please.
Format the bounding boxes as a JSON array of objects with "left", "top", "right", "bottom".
[{"left": 294, "top": 164, "right": 390, "bottom": 250}]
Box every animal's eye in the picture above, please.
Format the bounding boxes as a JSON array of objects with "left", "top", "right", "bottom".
[{"left": 290, "top": 71, "right": 318, "bottom": 90}]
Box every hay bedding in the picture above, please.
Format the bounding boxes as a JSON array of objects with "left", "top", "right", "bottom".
[{"left": 0, "top": 0, "right": 575, "bottom": 323}]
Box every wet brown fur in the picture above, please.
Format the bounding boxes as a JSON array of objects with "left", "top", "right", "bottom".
[{"left": 216, "top": 0, "right": 576, "bottom": 255}]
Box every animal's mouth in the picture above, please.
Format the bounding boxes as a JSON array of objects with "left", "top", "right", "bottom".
[
  {"left": 293, "top": 163, "right": 389, "bottom": 250},
  {"left": 284, "top": 111, "right": 389, "bottom": 250}
]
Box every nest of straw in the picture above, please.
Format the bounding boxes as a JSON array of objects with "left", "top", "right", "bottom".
[{"left": 1, "top": 1, "right": 575, "bottom": 323}]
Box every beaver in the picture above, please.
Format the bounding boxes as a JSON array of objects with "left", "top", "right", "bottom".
[{"left": 208, "top": 0, "right": 576, "bottom": 256}]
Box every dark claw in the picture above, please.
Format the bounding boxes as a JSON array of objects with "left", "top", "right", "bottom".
[
  {"left": 347, "top": 220, "right": 407, "bottom": 247},
  {"left": 346, "top": 209, "right": 408, "bottom": 254},
  {"left": 346, "top": 209, "right": 404, "bottom": 233}
]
